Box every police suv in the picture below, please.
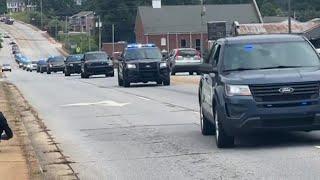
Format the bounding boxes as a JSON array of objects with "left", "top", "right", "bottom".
[{"left": 118, "top": 44, "right": 170, "bottom": 87}]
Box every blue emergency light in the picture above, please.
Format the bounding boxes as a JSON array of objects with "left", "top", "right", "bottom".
[{"left": 127, "top": 44, "right": 156, "bottom": 48}]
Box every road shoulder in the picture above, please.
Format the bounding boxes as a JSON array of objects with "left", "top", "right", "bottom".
[{"left": 0, "top": 75, "right": 78, "bottom": 179}]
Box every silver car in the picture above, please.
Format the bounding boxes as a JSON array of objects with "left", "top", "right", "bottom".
[{"left": 168, "top": 48, "right": 202, "bottom": 75}]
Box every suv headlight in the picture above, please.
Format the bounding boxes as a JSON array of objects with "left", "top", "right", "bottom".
[
  {"left": 160, "top": 62, "right": 167, "bottom": 68},
  {"left": 225, "top": 84, "right": 252, "bottom": 96},
  {"left": 127, "top": 64, "right": 136, "bottom": 69}
]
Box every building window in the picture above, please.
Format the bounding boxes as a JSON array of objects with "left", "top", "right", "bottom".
[
  {"left": 181, "top": 39, "right": 186, "bottom": 48},
  {"left": 195, "top": 39, "right": 201, "bottom": 51}
]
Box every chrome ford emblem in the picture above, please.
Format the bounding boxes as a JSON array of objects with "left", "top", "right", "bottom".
[
  {"left": 279, "top": 87, "right": 294, "bottom": 94},
  {"left": 146, "top": 65, "right": 151, "bottom": 68}
]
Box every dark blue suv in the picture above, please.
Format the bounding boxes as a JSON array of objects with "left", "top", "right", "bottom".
[{"left": 199, "top": 34, "right": 320, "bottom": 148}]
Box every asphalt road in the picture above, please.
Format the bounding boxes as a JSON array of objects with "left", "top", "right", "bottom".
[{"left": 1, "top": 22, "right": 320, "bottom": 180}]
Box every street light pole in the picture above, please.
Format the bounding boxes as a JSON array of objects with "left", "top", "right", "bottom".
[
  {"left": 40, "top": 0, "right": 43, "bottom": 29},
  {"left": 200, "top": 0, "right": 205, "bottom": 55},
  {"left": 288, "top": 0, "right": 292, "bottom": 34},
  {"left": 98, "top": 16, "right": 102, "bottom": 51},
  {"left": 112, "top": 24, "right": 115, "bottom": 55}
]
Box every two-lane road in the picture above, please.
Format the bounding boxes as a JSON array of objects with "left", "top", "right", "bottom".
[{"left": 1, "top": 22, "right": 320, "bottom": 180}]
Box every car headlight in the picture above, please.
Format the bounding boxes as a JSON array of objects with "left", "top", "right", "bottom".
[
  {"left": 49, "top": 64, "right": 53, "bottom": 67},
  {"left": 127, "top": 64, "right": 136, "bottom": 69},
  {"left": 160, "top": 62, "right": 167, "bottom": 68},
  {"left": 225, "top": 84, "right": 252, "bottom": 96}
]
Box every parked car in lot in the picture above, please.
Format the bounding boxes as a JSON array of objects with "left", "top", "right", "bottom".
[
  {"left": 37, "top": 59, "right": 47, "bottom": 73},
  {"left": 26, "top": 61, "right": 38, "bottom": 72},
  {"left": 168, "top": 48, "right": 202, "bottom": 75},
  {"left": 1, "top": 64, "right": 11, "bottom": 72},
  {"left": 64, "top": 54, "right": 83, "bottom": 76},
  {"left": 118, "top": 44, "right": 170, "bottom": 87},
  {"left": 198, "top": 34, "right": 320, "bottom": 148},
  {"left": 80, "top": 51, "right": 114, "bottom": 79},
  {"left": 47, "top": 56, "right": 65, "bottom": 74}
]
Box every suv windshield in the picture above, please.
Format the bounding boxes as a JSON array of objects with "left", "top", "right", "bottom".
[
  {"left": 51, "top": 56, "right": 64, "bottom": 62},
  {"left": 67, "top": 55, "right": 83, "bottom": 62},
  {"left": 86, "top": 53, "right": 108, "bottom": 61},
  {"left": 223, "top": 41, "right": 320, "bottom": 71},
  {"left": 125, "top": 48, "right": 162, "bottom": 60}
]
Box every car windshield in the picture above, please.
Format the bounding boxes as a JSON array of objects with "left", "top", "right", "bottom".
[
  {"left": 3, "top": 64, "right": 10, "bottom": 66},
  {"left": 125, "top": 48, "right": 162, "bottom": 60},
  {"left": 86, "top": 53, "right": 108, "bottom": 61},
  {"left": 51, "top": 56, "right": 64, "bottom": 62},
  {"left": 68, "top": 55, "right": 83, "bottom": 62},
  {"left": 32, "top": 61, "right": 38, "bottom": 64},
  {"left": 223, "top": 41, "right": 320, "bottom": 71}
]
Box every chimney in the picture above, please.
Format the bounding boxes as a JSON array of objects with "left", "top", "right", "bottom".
[{"left": 152, "top": 0, "right": 161, "bottom": 8}]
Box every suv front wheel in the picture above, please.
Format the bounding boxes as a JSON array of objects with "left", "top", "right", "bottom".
[
  {"left": 163, "top": 76, "right": 171, "bottom": 86},
  {"left": 200, "top": 104, "right": 215, "bottom": 135},
  {"left": 122, "top": 72, "right": 130, "bottom": 87},
  {"left": 214, "top": 109, "right": 234, "bottom": 148},
  {"left": 118, "top": 71, "right": 123, "bottom": 86}
]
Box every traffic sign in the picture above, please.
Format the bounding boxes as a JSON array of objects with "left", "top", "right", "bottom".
[{"left": 76, "top": 47, "right": 81, "bottom": 53}]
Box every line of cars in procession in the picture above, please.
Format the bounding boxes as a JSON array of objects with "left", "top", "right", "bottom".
[
  {"left": 10, "top": 43, "right": 205, "bottom": 87},
  {"left": 9, "top": 43, "right": 204, "bottom": 87}
]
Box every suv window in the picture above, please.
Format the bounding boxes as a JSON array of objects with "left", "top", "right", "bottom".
[
  {"left": 50, "top": 56, "right": 64, "bottom": 62},
  {"left": 67, "top": 55, "right": 83, "bottom": 62},
  {"left": 223, "top": 41, "right": 320, "bottom": 71},
  {"left": 85, "top": 53, "right": 108, "bottom": 61},
  {"left": 209, "top": 45, "right": 221, "bottom": 66},
  {"left": 124, "top": 48, "right": 162, "bottom": 60}
]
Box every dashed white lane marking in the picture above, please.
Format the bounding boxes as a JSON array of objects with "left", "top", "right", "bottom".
[
  {"left": 61, "top": 100, "right": 130, "bottom": 107},
  {"left": 136, "top": 96, "right": 151, "bottom": 101}
]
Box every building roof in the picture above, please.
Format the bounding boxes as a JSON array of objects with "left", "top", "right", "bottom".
[
  {"left": 223, "top": 34, "right": 305, "bottom": 45},
  {"left": 235, "top": 20, "right": 320, "bottom": 36},
  {"left": 71, "top": 11, "right": 94, "bottom": 18},
  {"left": 137, "top": 4, "right": 262, "bottom": 34}
]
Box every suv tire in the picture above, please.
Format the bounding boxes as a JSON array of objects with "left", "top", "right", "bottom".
[
  {"left": 214, "top": 109, "right": 235, "bottom": 148},
  {"left": 47, "top": 69, "right": 51, "bottom": 74},
  {"left": 81, "top": 72, "right": 89, "bottom": 79},
  {"left": 163, "top": 76, "right": 170, "bottom": 86},
  {"left": 118, "top": 72, "right": 123, "bottom": 86},
  {"left": 65, "top": 71, "right": 71, "bottom": 76},
  {"left": 200, "top": 105, "right": 215, "bottom": 135},
  {"left": 123, "top": 74, "right": 130, "bottom": 87}
]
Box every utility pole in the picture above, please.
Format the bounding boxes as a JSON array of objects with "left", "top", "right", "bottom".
[
  {"left": 65, "top": 16, "right": 70, "bottom": 49},
  {"left": 95, "top": 16, "right": 102, "bottom": 51},
  {"left": 288, "top": 0, "right": 292, "bottom": 34},
  {"left": 200, "top": 0, "right": 205, "bottom": 55},
  {"left": 112, "top": 24, "right": 115, "bottom": 55},
  {"left": 40, "top": 0, "right": 43, "bottom": 29},
  {"left": 55, "top": 20, "right": 58, "bottom": 38}
]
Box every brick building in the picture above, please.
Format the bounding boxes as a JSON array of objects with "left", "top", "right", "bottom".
[
  {"left": 69, "top": 11, "right": 95, "bottom": 33},
  {"left": 135, "top": 4, "right": 262, "bottom": 53}
]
